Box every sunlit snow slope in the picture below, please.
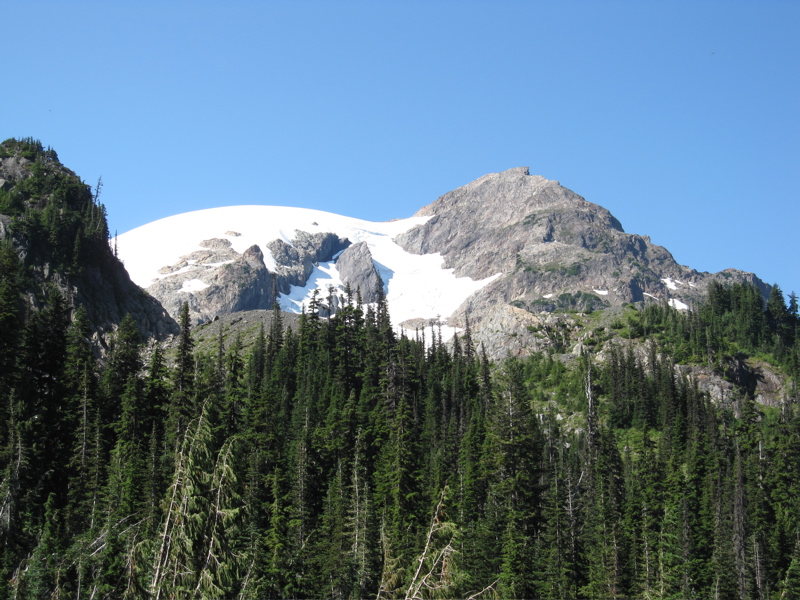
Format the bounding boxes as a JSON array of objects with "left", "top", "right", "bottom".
[{"left": 116, "top": 206, "right": 500, "bottom": 334}]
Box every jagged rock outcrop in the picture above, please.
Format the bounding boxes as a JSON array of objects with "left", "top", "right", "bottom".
[
  {"left": 0, "top": 154, "right": 37, "bottom": 186},
  {"left": 695, "top": 357, "right": 790, "bottom": 410},
  {"left": 148, "top": 230, "right": 350, "bottom": 325},
  {"left": 267, "top": 230, "right": 350, "bottom": 292},
  {"left": 148, "top": 239, "right": 276, "bottom": 326},
  {"left": 335, "top": 241, "right": 383, "bottom": 302}
]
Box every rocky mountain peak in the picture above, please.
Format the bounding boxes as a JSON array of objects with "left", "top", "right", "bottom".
[
  {"left": 117, "top": 167, "right": 768, "bottom": 360},
  {"left": 414, "top": 166, "right": 622, "bottom": 231},
  {"left": 396, "top": 167, "right": 625, "bottom": 280},
  {"left": 391, "top": 167, "right": 767, "bottom": 357}
]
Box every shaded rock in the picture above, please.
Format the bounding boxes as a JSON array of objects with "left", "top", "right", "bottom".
[
  {"left": 0, "top": 218, "right": 177, "bottom": 347},
  {"left": 148, "top": 244, "right": 275, "bottom": 326},
  {"left": 267, "top": 230, "right": 350, "bottom": 292},
  {"left": 335, "top": 241, "right": 383, "bottom": 303}
]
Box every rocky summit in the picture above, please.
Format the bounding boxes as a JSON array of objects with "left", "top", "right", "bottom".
[
  {"left": 397, "top": 167, "right": 767, "bottom": 356},
  {"left": 117, "top": 167, "right": 767, "bottom": 359}
]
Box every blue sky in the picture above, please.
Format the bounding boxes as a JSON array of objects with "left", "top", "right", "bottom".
[{"left": 5, "top": 1, "right": 799, "bottom": 296}]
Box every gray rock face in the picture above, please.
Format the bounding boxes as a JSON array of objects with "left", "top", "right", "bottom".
[
  {"left": 398, "top": 166, "right": 766, "bottom": 321},
  {"left": 335, "top": 242, "right": 383, "bottom": 303},
  {"left": 147, "top": 230, "right": 351, "bottom": 325},
  {"left": 148, "top": 240, "right": 276, "bottom": 326},
  {"left": 389, "top": 166, "right": 770, "bottom": 359},
  {"left": 398, "top": 167, "right": 622, "bottom": 278},
  {"left": 0, "top": 155, "right": 36, "bottom": 184},
  {"left": 267, "top": 231, "right": 350, "bottom": 292}
]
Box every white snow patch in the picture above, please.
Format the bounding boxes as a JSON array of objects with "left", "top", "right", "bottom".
[
  {"left": 669, "top": 298, "right": 689, "bottom": 311},
  {"left": 593, "top": 289, "right": 609, "bottom": 296},
  {"left": 543, "top": 293, "right": 554, "bottom": 299},
  {"left": 280, "top": 260, "right": 343, "bottom": 312},
  {"left": 661, "top": 277, "right": 679, "bottom": 290},
  {"left": 179, "top": 279, "right": 210, "bottom": 293},
  {"left": 643, "top": 292, "right": 658, "bottom": 299},
  {"left": 117, "top": 205, "right": 431, "bottom": 286},
  {"left": 157, "top": 264, "right": 195, "bottom": 279}
]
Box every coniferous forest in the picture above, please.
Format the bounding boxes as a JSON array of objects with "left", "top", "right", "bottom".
[{"left": 2, "top": 138, "right": 800, "bottom": 598}]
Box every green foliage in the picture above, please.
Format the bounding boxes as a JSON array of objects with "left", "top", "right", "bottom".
[
  {"left": 1, "top": 137, "right": 58, "bottom": 162},
  {"left": 0, "top": 138, "right": 110, "bottom": 276},
  {"left": 625, "top": 281, "right": 800, "bottom": 377},
  {"left": 0, "top": 273, "right": 799, "bottom": 598}
]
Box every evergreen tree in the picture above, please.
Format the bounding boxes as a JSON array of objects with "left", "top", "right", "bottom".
[
  {"left": 165, "top": 302, "right": 196, "bottom": 459},
  {"left": 482, "top": 358, "right": 543, "bottom": 598},
  {"left": 0, "top": 239, "right": 23, "bottom": 403}
]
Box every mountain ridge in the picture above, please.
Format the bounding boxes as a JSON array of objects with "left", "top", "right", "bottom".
[{"left": 117, "top": 166, "right": 767, "bottom": 359}]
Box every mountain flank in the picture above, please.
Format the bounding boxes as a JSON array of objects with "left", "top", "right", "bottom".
[
  {"left": 118, "top": 166, "right": 768, "bottom": 360},
  {"left": 0, "top": 138, "right": 177, "bottom": 348},
  {"left": 393, "top": 166, "right": 768, "bottom": 357}
]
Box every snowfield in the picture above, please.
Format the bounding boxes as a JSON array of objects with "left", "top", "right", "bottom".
[
  {"left": 669, "top": 298, "right": 689, "bottom": 311},
  {"left": 179, "top": 279, "right": 210, "bottom": 293},
  {"left": 116, "top": 205, "right": 502, "bottom": 334},
  {"left": 642, "top": 292, "right": 689, "bottom": 311}
]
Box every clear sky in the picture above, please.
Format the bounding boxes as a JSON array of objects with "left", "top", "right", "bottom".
[{"left": 5, "top": 1, "right": 799, "bottom": 296}]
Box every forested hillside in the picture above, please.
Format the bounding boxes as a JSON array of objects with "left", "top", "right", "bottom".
[
  {"left": 1, "top": 265, "right": 800, "bottom": 598},
  {"left": 0, "top": 137, "right": 177, "bottom": 346}
]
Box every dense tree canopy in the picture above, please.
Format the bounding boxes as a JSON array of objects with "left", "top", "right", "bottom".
[{"left": 0, "top": 271, "right": 799, "bottom": 599}]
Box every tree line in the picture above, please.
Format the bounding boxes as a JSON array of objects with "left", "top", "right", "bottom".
[{"left": 1, "top": 273, "right": 800, "bottom": 598}]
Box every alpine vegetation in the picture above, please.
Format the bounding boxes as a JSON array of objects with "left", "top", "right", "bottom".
[{"left": 1, "top": 138, "right": 800, "bottom": 599}]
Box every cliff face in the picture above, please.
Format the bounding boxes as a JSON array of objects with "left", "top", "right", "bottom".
[
  {"left": 0, "top": 139, "right": 178, "bottom": 347},
  {"left": 145, "top": 229, "right": 352, "bottom": 325},
  {"left": 335, "top": 242, "right": 384, "bottom": 304}
]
